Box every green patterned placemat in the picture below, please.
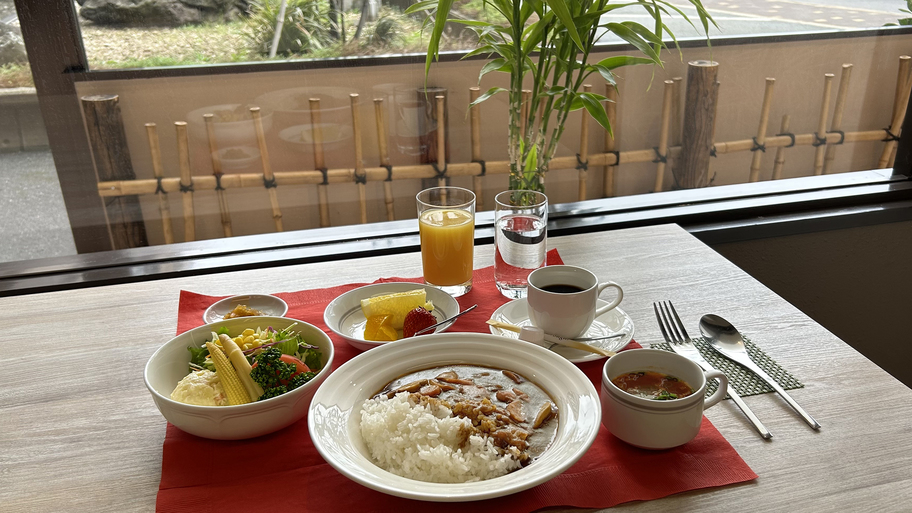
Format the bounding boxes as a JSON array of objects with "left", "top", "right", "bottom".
[{"left": 649, "top": 335, "right": 804, "bottom": 398}]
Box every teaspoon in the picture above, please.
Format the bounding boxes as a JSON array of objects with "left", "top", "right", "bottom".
[
  {"left": 699, "top": 314, "right": 820, "bottom": 430},
  {"left": 414, "top": 304, "right": 477, "bottom": 336}
]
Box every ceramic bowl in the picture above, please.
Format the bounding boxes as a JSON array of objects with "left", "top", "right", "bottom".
[
  {"left": 202, "top": 294, "right": 288, "bottom": 324},
  {"left": 601, "top": 348, "right": 728, "bottom": 449},
  {"left": 308, "top": 333, "right": 601, "bottom": 501},
  {"left": 323, "top": 282, "right": 459, "bottom": 351},
  {"left": 278, "top": 123, "right": 353, "bottom": 152},
  {"left": 213, "top": 145, "right": 261, "bottom": 171},
  {"left": 186, "top": 103, "right": 273, "bottom": 147},
  {"left": 144, "top": 316, "right": 334, "bottom": 440},
  {"left": 254, "top": 86, "right": 351, "bottom": 126}
]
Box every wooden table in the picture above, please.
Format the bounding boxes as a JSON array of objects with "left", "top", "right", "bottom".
[{"left": 2, "top": 224, "right": 911, "bottom": 512}]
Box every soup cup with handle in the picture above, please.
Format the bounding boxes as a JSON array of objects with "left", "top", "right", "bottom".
[{"left": 601, "top": 348, "right": 728, "bottom": 449}]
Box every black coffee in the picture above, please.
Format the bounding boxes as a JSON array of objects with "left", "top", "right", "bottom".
[{"left": 541, "top": 284, "right": 584, "bottom": 294}]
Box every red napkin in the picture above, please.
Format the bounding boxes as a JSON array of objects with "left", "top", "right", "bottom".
[{"left": 158, "top": 249, "right": 756, "bottom": 512}]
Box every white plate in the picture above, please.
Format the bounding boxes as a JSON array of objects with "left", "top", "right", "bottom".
[
  {"left": 203, "top": 294, "right": 288, "bottom": 324},
  {"left": 323, "top": 282, "right": 460, "bottom": 351},
  {"left": 489, "top": 298, "right": 635, "bottom": 362},
  {"left": 308, "top": 333, "right": 601, "bottom": 502}
]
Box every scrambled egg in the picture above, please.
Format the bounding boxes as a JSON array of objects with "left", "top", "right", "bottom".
[{"left": 170, "top": 370, "right": 229, "bottom": 406}]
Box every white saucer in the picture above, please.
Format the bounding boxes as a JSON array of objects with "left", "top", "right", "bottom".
[
  {"left": 323, "top": 282, "right": 460, "bottom": 351},
  {"left": 203, "top": 294, "right": 288, "bottom": 324},
  {"left": 489, "top": 298, "right": 635, "bottom": 362}
]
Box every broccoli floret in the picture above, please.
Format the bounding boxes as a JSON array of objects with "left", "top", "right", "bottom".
[
  {"left": 250, "top": 348, "right": 296, "bottom": 389},
  {"left": 258, "top": 386, "right": 288, "bottom": 401},
  {"left": 287, "top": 371, "right": 317, "bottom": 391}
]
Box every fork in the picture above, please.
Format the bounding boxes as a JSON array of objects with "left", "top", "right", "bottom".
[{"left": 654, "top": 300, "right": 772, "bottom": 440}]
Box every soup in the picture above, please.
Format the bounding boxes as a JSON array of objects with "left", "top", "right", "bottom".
[{"left": 612, "top": 370, "right": 694, "bottom": 400}]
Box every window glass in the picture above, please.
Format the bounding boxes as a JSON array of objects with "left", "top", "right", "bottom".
[
  {"left": 2, "top": 0, "right": 911, "bottom": 268},
  {"left": 68, "top": 1, "right": 909, "bottom": 70},
  {"left": 0, "top": 2, "right": 78, "bottom": 264}
]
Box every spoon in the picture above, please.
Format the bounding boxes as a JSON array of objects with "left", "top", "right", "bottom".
[
  {"left": 699, "top": 314, "right": 820, "bottom": 430},
  {"left": 413, "top": 304, "right": 477, "bottom": 336},
  {"left": 486, "top": 320, "right": 617, "bottom": 357}
]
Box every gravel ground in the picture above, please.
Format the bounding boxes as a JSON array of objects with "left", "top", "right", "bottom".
[
  {"left": 80, "top": 22, "right": 250, "bottom": 67},
  {"left": 0, "top": 150, "right": 76, "bottom": 263}
]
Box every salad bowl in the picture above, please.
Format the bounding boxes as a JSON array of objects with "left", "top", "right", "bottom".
[
  {"left": 308, "top": 333, "right": 601, "bottom": 501},
  {"left": 144, "top": 316, "right": 334, "bottom": 440}
]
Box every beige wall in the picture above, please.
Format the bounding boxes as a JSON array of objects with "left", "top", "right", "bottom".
[
  {"left": 711, "top": 220, "right": 912, "bottom": 388},
  {"left": 76, "top": 33, "right": 912, "bottom": 245}
]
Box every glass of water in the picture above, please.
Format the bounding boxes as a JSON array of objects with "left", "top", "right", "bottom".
[{"left": 494, "top": 190, "right": 548, "bottom": 299}]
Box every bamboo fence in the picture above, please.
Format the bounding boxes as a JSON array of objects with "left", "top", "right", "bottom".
[{"left": 96, "top": 56, "right": 912, "bottom": 245}]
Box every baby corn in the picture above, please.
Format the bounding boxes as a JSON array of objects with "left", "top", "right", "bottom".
[
  {"left": 206, "top": 342, "right": 252, "bottom": 405},
  {"left": 218, "top": 334, "right": 264, "bottom": 401}
]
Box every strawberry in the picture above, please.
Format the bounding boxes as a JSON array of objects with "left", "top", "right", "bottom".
[{"left": 403, "top": 307, "right": 437, "bottom": 338}]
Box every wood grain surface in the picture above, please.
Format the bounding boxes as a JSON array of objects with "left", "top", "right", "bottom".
[{"left": 2, "top": 224, "right": 910, "bottom": 512}]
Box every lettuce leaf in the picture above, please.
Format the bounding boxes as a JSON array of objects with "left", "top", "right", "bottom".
[
  {"left": 188, "top": 345, "right": 215, "bottom": 372},
  {"left": 298, "top": 344, "right": 323, "bottom": 371}
]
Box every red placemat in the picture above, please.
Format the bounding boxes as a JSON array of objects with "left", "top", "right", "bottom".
[{"left": 158, "top": 250, "right": 757, "bottom": 512}]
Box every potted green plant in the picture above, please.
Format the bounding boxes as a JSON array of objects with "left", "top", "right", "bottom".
[{"left": 407, "top": 0, "right": 715, "bottom": 192}]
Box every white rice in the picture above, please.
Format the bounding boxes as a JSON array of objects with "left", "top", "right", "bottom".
[{"left": 360, "top": 393, "right": 521, "bottom": 483}]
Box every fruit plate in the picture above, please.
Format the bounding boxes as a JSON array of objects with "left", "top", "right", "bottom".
[{"left": 323, "top": 283, "right": 460, "bottom": 351}]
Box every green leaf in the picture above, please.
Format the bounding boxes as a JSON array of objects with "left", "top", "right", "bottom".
[
  {"left": 469, "top": 87, "right": 508, "bottom": 108},
  {"left": 674, "top": 0, "right": 718, "bottom": 37},
  {"left": 596, "top": 55, "right": 656, "bottom": 70},
  {"left": 579, "top": 92, "right": 612, "bottom": 134},
  {"left": 422, "top": 0, "right": 456, "bottom": 77},
  {"left": 521, "top": 15, "right": 550, "bottom": 55},
  {"left": 298, "top": 345, "right": 323, "bottom": 371},
  {"left": 452, "top": 19, "right": 494, "bottom": 28},
  {"left": 523, "top": 144, "right": 539, "bottom": 174},
  {"left": 590, "top": 64, "right": 617, "bottom": 85},
  {"left": 599, "top": 2, "right": 641, "bottom": 13},
  {"left": 544, "top": 85, "right": 569, "bottom": 96},
  {"left": 605, "top": 22, "right": 661, "bottom": 64},
  {"left": 404, "top": 1, "right": 438, "bottom": 14},
  {"left": 567, "top": 96, "right": 584, "bottom": 111},
  {"left": 479, "top": 58, "right": 511, "bottom": 81},
  {"left": 651, "top": 0, "right": 691, "bottom": 24},
  {"left": 483, "top": 0, "right": 514, "bottom": 24},
  {"left": 620, "top": 21, "right": 664, "bottom": 45},
  {"left": 544, "top": 0, "right": 584, "bottom": 50},
  {"left": 188, "top": 345, "right": 209, "bottom": 368},
  {"left": 463, "top": 44, "right": 497, "bottom": 59},
  {"left": 489, "top": 42, "right": 516, "bottom": 61},
  {"left": 519, "top": 0, "right": 539, "bottom": 23},
  {"left": 275, "top": 336, "right": 298, "bottom": 356}
]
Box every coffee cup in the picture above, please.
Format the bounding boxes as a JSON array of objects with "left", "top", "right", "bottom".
[
  {"left": 526, "top": 265, "right": 623, "bottom": 339},
  {"left": 601, "top": 348, "right": 729, "bottom": 449}
]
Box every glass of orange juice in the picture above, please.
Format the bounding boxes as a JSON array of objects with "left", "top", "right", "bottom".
[{"left": 416, "top": 186, "right": 476, "bottom": 297}]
